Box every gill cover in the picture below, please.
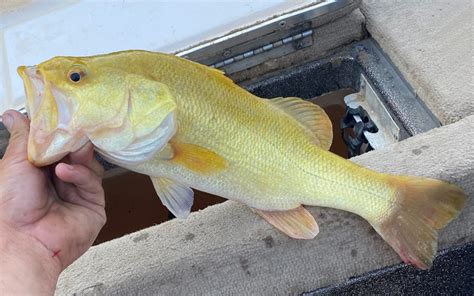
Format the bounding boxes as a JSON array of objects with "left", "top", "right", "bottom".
[{"left": 90, "top": 76, "right": 177, "bottom": 166}]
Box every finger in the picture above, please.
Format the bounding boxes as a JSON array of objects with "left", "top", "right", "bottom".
[
  {"left": 2, "top": 110, "right": 30, "bottom": 160},
  {"left": 68, "top": 142, "right": 104, "bottom": 177},
  {"left": 89, "top": 158, "right": 104, "bottom": 178},
  {"left": 69, "top": 142, "right": 94, "bottom": 163},
  {"left": 55, "top": 163, "right": 104, "bottom": 206}
]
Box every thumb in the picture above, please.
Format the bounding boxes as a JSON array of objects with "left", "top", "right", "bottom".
[{"left": 2, "top": 110, "right": 30, "bottom": 160}]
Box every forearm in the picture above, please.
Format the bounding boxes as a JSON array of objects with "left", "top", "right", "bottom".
[{"left": 0, "top": 224, "right": 61, "bottom": 295}]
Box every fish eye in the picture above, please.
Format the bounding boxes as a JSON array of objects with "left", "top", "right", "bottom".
[{"left": 69, "top": 71, "right": 81, "bottom": 83}]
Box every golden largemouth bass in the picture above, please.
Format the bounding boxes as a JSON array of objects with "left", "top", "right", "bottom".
[{"left": 17, "top": 50, "right": 466, "bottom": 269}]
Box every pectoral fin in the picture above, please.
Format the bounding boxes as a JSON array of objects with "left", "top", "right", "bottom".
[
  {"left": 169, "top": 142, "right": 227, "bottom": 175},
  {"left": 253, "top": 206, "right": 319, "bottom": 239},
  {"left": 150, "top": 177, "right": 194, "bottom": 219}
]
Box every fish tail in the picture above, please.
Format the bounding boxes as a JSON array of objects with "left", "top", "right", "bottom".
[{"left": 372, "top": 176, "right": 466, "bottom": 269}]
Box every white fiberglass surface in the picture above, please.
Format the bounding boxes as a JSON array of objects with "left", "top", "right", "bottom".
[{"left": 0, "top": 0, "right": 316, "bottom": 113}]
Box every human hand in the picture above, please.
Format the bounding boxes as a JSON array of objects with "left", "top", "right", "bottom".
[{"left": 0, "top": 110, "right": 106, "bottom": 294}]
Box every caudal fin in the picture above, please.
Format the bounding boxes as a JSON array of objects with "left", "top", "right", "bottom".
[{"left": 373, "top": 176, "right": 466, "bottom": 269}]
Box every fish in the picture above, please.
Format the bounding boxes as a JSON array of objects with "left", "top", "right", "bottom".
[{"left": 17, "top": 50, "right": 466, "bottom": 269}]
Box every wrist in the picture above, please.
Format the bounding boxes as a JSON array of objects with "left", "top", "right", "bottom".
[{"left": 0, "top": 222, "right": 61, "bottom": 295}]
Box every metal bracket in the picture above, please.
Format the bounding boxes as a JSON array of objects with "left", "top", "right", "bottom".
[
  {"left": 343, "top": 74, "right": 401, "bottom": 153},
  {"left": 341, "top": 105, "right": 377, "bottom": 157}
]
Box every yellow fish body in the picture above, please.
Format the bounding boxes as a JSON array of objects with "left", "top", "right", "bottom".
[{"left": 18, "top": 50, "right": 466, "bottom": 269}]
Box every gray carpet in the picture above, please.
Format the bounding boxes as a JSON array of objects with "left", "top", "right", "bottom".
[{"left": 361, "top": 0, "right": 474, "bottom": 124}]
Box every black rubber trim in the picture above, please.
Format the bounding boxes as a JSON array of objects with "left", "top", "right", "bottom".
[{"left": 303, "top": 241, "right": 474, "bottom": 296}]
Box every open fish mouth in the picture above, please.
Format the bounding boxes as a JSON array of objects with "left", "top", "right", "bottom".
[{"left": 17, "top": 66, "right": 88, "bottom": 166}]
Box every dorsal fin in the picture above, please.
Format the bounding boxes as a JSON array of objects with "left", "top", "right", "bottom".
[{"left": 267, "top": 97, "right": 333, "bottom": 150}]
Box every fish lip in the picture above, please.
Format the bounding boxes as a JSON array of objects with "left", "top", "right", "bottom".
[
  {"left": 18, "top": 65, "right": 53, "bottom": 165},
  {"left": 18, "top": 65, "right": 86, "bottom": 166},
  {"left": 18, "top": 66, "right": 44, "bottom": 115}
]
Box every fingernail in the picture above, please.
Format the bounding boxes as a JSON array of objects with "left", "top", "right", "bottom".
[
  {"left": 2, "top": 113, "right": 13, "bottom": 130},
  {"left": 63, "top": 163, "right": 74, "bottom": 171}
]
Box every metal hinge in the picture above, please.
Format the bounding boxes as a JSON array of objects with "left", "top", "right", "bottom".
[
  {"left": 177, "top": 0, "right": 352, "bottom": 74},
  {"left": 210, "top": 29, "right": 313, "bottom": 71}
]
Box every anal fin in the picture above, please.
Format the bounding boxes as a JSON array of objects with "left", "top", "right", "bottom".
[
  {"left": 150, "top": 176, "right": 194, "bottom": 219},
  {"left": 253, "top": 206, "right": 319, "bottom": 239}
]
